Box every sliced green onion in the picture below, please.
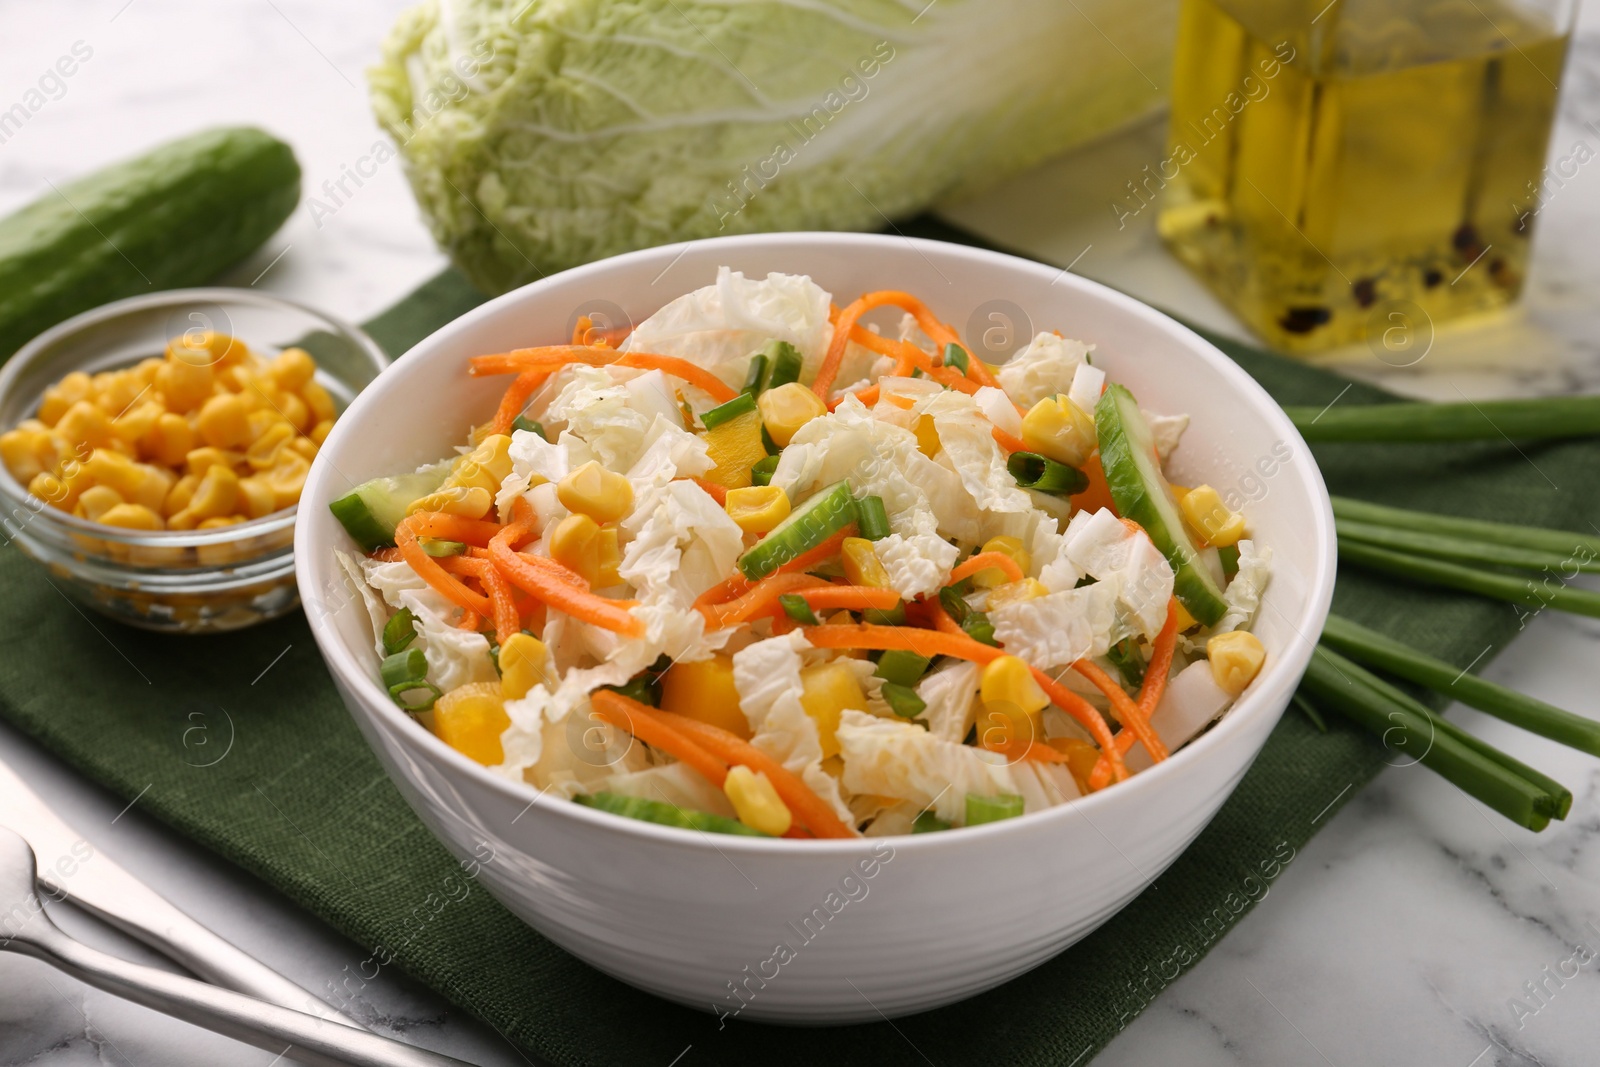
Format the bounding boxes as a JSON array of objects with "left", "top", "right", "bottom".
[
  {"left": 575, "top": 792, "right": 769, "bottom": 836},
  {"left": 881, "top": 682, "right": 926, "bottom": 719},
  {"left": 778, "top": 593, "right": 820, "bottom": 626},
  {"left": 1286, "top": 395, "right": 1600, "bottom": 443},
  {"left": 601, "top": 674, "right": 661, "bottom": 707},
  {"left": 857, "top": 495, "right": 891, "bottom": 541},
  {"left": 965, "top": 793, "right": 1024, "bottom": 826},
  {"left": 1337, "top": 540, "right": 1600, "bottom": 620},
  {"left": 939, "top": 585, "right": 973, "bottom": 622},
  {"left": 1331, "top": 496, "right": 1600, "bottom": 561},
  {"left": 380, "top": 648, "right": 428, "bottom": 690},
  {"left": 875, "top": 650, "right": 931, "bottom": 686},
  {"left": 943, "top": 343, "right": 970, "bottom": 374},
  {"left": 765, "top": 340, "right": 804, "bottom": 389},
  {"left": 1290, "top": 692, "right": 1328, "bottom": 733},
  {"left": 862, "top": 601, "right": 907, "bottom": 626},
  {"left": 701, "top": 392, "right": 758, "bottom": 430},
  {"left": 419, "top": 537, "right": 467, "bottom": 557},
  {"left": 1218, "top": 544, "right": 1241, "bottom": 578},
  {"left": 381, "top": 608, "right": 417, "bottom": 656},
  {"left": 750, "top": 455, "right": 780, "bottom": 487},
  {"left": 1337, "top": 519, "right": 1600, "bottom": 574},
  {"left": 389, "top": 679, "right": 442, "bottom": 712},
  {"left": 962, "top": 612, "right": 998, "bottom": 647},
  {"left": 1106, "top": 637, "right": 1146, "bottom": 689},
  {"left": 912, "top": 810, "right": 950, "bottom": 833},
  {"left": 742, "top": 352, "right": 770, "bottom": 396},
  {"left": 510, "top": 415, "right": 545, "bottom": 438},
  {"left": 1301, "top": 647, "right": 1567, "bottom": 831},
  {"left": 1320, "top": 614, "right": 1600, "bottom": 756},
  {"left": 1007, "top": 451, "right": 1089, "bottom": 496}
]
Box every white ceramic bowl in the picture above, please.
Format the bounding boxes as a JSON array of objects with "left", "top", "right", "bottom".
[{"left": 296, "top": 233, "right": 1336, "bottom": 1024}]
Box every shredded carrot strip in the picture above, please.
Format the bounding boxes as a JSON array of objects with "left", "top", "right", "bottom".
[
  {"left": 571, "top": 315, "right": 593, "bottom": 346},
  {"left": 651, "top": 709, "right": 857, "bottom": 838},
  {"left": 950, "top": 551, "right": 1025, "bottom": 586},
  {"left": 591, "top": 691, "right": 731, "bottom": 789},
  {"left": 469, "top": 347, "right": 736, "bottom": 404},
  {"left": 487, "top": 525, "right": 643, "bottom": 635},
  {"left": 702, "top": 573, "right": 829, "bottom": 628},
  {"left": 1071, "top": 451, "right": 1118, "bottom": 516},
  {"left": 791, "top": 585, "right": 900, "bottom": 612},
  {"left": 1089, "top": 598, "right": 1181, "bottom": 790},
  {"left": 396, "top": 513, "right": 494, "bottom": 618},
  {"left": 991, "top": 427, "right": 1028, "bottom": 454},
  {"left": 1074, "top": 659, "right": 1168, "bottom": 764},
  {"left": 688, "top": 476, "right": 727, "bottom": 506},
  {"left": 444, "top": 556, "right": 523, "bottom": 645},
  {"left": 487, "top": 370, "right": 550, "bottom": 437},
  {"left": 456, "top": 610, "right": 481, "bottom": 631}
]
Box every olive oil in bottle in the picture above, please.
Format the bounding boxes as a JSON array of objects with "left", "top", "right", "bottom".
[{"left": 1156, "top": 0, "right": 1572, "bottom": 352}]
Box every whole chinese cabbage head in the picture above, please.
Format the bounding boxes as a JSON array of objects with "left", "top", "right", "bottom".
[{"left": 369, "top": 0, "right": 1173, "bottom": 294}]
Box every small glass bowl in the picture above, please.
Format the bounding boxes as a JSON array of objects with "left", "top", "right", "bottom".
[{"left": 0, "top": 289, "right": 389, "bottom": 633}]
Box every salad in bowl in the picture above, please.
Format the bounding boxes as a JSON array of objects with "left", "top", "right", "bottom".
[{"left": 329, "top": 268, "right": 1272, "bottom": 841}]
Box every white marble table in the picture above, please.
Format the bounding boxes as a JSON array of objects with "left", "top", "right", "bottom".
[{"left": 3, "top": 3, "right": 1599, "bottom": 1065}]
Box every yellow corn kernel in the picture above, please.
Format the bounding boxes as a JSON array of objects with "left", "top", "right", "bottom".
[
  {"left": 170, "top": 330, "right": 248, "bottom": 366},
  {"left": 1178, "top": 484, "right": 1246, "bottom": 547},
  {"left": 556, "top": 460, "right": 633, "bottom": 523},
  {"left": 913, "top": 414, "right": 941, "bottom": 458},
  {"left": 978, "top": 655, "right": 1048, "bottom": 749},
  {"left": 723, "top": 765, "right": 793, "bottom": 836},
  {"left": 155, "top": 354, "right": 215, "bottom": 413},
  {"left": 309, "top": 419, "right": 333, "bottom": 445},
  {"left": 165, "top": 473, "right": 199, "bottom": 516},
  {"left": 198, "top": 515, "right": 244, "bottom": 530},
  {"left": 166, "top": 510, "right": 198, "bottom": 531},
  {"left": 85, "top": 448, "right": 138, "bottom": 495},
  {"left": 407, "top": 484, "right": 493, "bottom": 520},
  {"left": 132, "top": 357, "right": 165, "bottom": 386},
  {"left": 971, "top": 534, "right": 1032, "bottom": 589},
  {"left": 841, "top": 536, "right": 891, "bottom": 589},
  {"left": 757, "top": 382, "right": 827, "bottom": 447},
  {"left": 55, "top": 401, "right": 114, "bottom": 448},
  {"left": 141, "top": 412, "right": 195, "bottom": 468},
  {"left": 1021, "top": 395, "right": 1096, "bottom": 468},
  {"left": 244, "top": 407, "right": 284, "bottom": 443},
  {"left": 237, "top": 475, "right": 277, "bottom": 519},
  {"left": 432, "top": 682, "right": 511, "bottom": 765},
  {"left": 0, "top": 429, "right": 45, "bottom": 484},
  {"left": 498, "top": 633, "right": 553, "bottom": 701},
  {"left": 98, "top": 503, "right": 163, "bottom": 530},
  {"left": 274, "top": 390, "right": 312, "bottom": 432},
  {"left": 300, "top": 379, "right": 336, "bottom": 424},
  {"left": 268, "top": 347, "right": 316, "bottom": 390},
  {"left": 550, "top": 512, "right": 602, "bottom": 584},
  {"left": 185, "top": 446, "right": 241, "bottom": 477},
  {"left": 702, "top": 408, "right": 767, "bottom": 489},
  {"left": 38, "top": 371, "right": 93, "bottom": 425},
  {"left": 186, "top": 463, "right": 241, "bottom": 520},
  {"left": 289, "top": 436, "right": 318, "bottom": 462},
  {"left": 1208, "top": 631, "right": 1266, "bottom": 697},
  {"left": 245, "top": 422, "right": 295, "bottom": 469},
  {"left": 724, "top": 485, "right": 790, "bottom": 534},
  {"left": 110, "top": 401, "right": 165, "bottom": 446},
  {"left": 596, "top": 523, "right": 622, "bottom": 587},
  {"left": 93, "top": 370, "right": 143, "bottom": 415},
  {"left": 77, "top": 485, "right": 124, "bottom": 522},
  {"left": 128, "top": 464, "right": 173, "bottom": 513},
  {"left": 799, "top": 661, "right": 866, "bottom": 759},
  {"left": 195, "top": 393, "right": 252, "bottom": 450},
  {"left": 28, "top": 471, "right": 72, "bottom": 509},
  {"left": 659, "top": 653, "right": 751, "bottom": 738},
  {"left": 262, "top": 449, "right": 310, "bottom": 509},
  {"left": 986, "top": 577, "right": 1049, "bottom": 609}
]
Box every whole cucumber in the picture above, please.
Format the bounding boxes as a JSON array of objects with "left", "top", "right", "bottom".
[{"left": 0, "top": 126, "right": 300, "bottom": 362}]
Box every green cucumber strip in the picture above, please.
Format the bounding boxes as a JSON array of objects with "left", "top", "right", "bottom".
[
  {"left": 965, "top": 793, "right": 1024, "bottom": 826},
  {"left": 1095, "top": 384, "right": 1228, "bottom": 626},
  {"left": 881, "top": 682, "right": 926, "bottom": 719},
  {"left": 737, "top": 480, "right": 857, "bottom": 579},
  {"left": 575, "top": 792, "right": 769, "bottom": 836},
  {"left": 381, "top": 608, "right": 417, "bottom": 656},
  {"left": 742, "top": 352, "right": 770, "bottom": 396},
  {"left": 857, "top": 495, "right": 891, "bottom": 541},
  {"left": 328, "top": 465, "right": 450, "bottom": 552},
  {"left": 875, "top": 650, "right": 931, "bottom": 686},
  {"left": 765, "top": 340, "right": 804, "bottom": 389},
  {"left": 1218, "top": 544, "right": 1241, "bottom": 578},
  {"left": 702, "top": 392, "right": 758, "bottom": 430},
  {"left": 912, "top": 810, "right": 951, "bottom": 833},
  {"left": 778, "top": 593, "right": 820, "bottom": 626},
  {"left": 750, "top": 455, "right": 780, "bottom": 487}
]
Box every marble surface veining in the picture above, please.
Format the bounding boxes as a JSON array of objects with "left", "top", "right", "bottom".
[{"left": 3, "top": 2, "right": 1600, "bottom": 1065}]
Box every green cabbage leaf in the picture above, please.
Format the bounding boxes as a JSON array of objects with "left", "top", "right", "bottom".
[{"left": 370, "top": 0, "right": 1173, "bottom": 294}]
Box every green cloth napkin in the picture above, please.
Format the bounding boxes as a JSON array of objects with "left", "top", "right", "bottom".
[{"left": 2, "top": 221, "right": 1593, "bottom": 1067}]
